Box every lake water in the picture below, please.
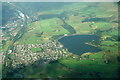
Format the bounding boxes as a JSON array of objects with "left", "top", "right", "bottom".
[{"left": 58, "top": 35, "right": 101, "bottom": 55}]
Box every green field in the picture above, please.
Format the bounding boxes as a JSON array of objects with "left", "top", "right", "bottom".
[
  {"left": 2, "top": 2, "right": 119, "bottom": 78},
  {"left": 15, "top": 18, "right": 69, "bottom": 44},
  {"left": 30, "top": 48, "right": 43, "bottom": 53},
  {"left": 18, "top": 52, "right": 118, "bottom": 78}
]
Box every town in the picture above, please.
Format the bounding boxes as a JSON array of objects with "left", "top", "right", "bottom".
[
  {"left": 3, "top": 40, "right": 69, "bottom": 68},
  {"left": 1, "top": 2, "right": 119, "bottom": 78}
]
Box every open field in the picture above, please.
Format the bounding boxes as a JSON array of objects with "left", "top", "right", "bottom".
[
  {"left": 2, "top": 2, "right": 119, "bottom": 78},
  {"left": 15, "top": 17, "right": 69, "bottom": 44}
]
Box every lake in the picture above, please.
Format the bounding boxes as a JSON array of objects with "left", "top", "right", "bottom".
[{"left": 58, "top": 34, "right": 101, "bottom": 55}]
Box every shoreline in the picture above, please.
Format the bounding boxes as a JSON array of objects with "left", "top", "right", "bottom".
[{"left": 56, "top": 33, "right": 97, "bottom": 41}]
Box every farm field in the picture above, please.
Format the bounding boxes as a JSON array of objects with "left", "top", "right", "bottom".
[{"left": 1, "top": 2, "right": 119, "bottom": 78}]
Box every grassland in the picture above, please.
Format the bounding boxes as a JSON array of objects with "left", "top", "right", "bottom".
[
  {"left": 2, "top": 40, "right": 12, "bottom": 52},
  {"left": 15, "top": 18, "right": 69, "bottom": 44},
  {"left": 3, "top": 2, "right": 119, "bottom": 78},
  {"left": 30, "top": 47, "right": 43, "bottom": 53},
  {"left": 19, "top": 51, "right": 118, "bottom": 78},
  {"left": 14, "top": 2, "right": 118, "bottom": 45}
]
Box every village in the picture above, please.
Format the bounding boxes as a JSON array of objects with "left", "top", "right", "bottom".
[
  {"left": 3, "top": 40, "right": 70, "bottom": 68},
  {"left": 1, "top": 2, "right": 119, "bottom": 78}
]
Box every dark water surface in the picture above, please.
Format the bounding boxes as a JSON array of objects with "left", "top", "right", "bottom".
[{"left": 58, "top": 35, "right": 101, "bottom": 55}]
